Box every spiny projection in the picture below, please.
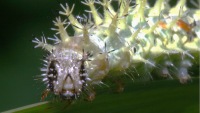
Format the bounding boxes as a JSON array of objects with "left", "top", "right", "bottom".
[{"left": 33, "top": 0, "right": 200, "bottom": 101}]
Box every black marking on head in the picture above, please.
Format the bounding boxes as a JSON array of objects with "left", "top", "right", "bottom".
[
  {"left": 47, "top": 60, "right": 58, "bottom": 91},
  {"left": 79, "top": 49, "right": 88, "bottom": 76},
  {"left": 79, "top": 49, "right": 92, "bottom": 91},
  {"left": 79, "top": 62, "right": 86, "bottom": 74}
]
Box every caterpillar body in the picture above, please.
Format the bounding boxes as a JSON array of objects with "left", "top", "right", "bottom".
[{"left": 33, "top": 0, "right": 200, "bottom": 101}]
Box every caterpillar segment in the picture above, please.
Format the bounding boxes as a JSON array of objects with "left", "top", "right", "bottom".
[{"left": 33, "top": 0, "right": 200, "bottom": 101}]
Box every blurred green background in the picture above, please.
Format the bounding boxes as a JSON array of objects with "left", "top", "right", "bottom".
[
  {"left": 0, "top": 0, "right": 85, "bottom": 111},
  {"left": 0, "top": 0, "right": 199, "bottom": 112}
]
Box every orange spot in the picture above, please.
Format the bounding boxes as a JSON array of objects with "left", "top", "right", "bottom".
[
  {"left": 176, "top": 19, "right": 192, "bottom": 32},
  {"left": 158, "top": 21, "right": 167, "bottom": 29},
  {"left": 85, "top": 91, "right": 96, "bottom": 101}
]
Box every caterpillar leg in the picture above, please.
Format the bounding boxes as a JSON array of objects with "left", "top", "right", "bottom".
[
  {"left": 114, "top": 78, "right": 125, "bottom": 93},
  {"left": 84, "top": 89, "right": 96, "bottom": 102}
]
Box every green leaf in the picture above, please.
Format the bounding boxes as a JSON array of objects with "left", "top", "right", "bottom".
[{"left": 4, "top": 78, "right": 198, "bottom": 113}]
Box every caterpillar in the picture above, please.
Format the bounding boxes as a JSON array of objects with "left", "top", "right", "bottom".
[{"left": 32, "top": 0, "right": 200, "bottom": 101}]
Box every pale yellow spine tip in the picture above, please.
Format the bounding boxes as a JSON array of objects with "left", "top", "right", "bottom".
[{"left": 82, "top": 0, "right": 103, "bottom": 25}]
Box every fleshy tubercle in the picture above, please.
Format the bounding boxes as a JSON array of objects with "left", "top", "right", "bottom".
[{"left": 33, "top": 0, "right": 200, "bottom": 100}]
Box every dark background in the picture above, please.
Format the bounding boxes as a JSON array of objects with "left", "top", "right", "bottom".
[
  {"left": 0, "top": 0, "right": 198, "bottom": 112},
  {"left": 0, "top": 0, "right": 86, "bottom": 112}
]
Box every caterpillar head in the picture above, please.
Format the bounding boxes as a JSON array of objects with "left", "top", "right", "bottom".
[{"left": 42, "top": 46, "right": 91, "bottom": 100}]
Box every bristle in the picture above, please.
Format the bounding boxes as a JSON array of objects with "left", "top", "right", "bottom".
[
  {"left": 33, "top": 0, "right": 199, "bottom": 101},
  {"left": 81, "top": 0, "right": 103, "bottom": 25},
  {"left": 59, "top": 3, "right": 83, "bottom": 34}
]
